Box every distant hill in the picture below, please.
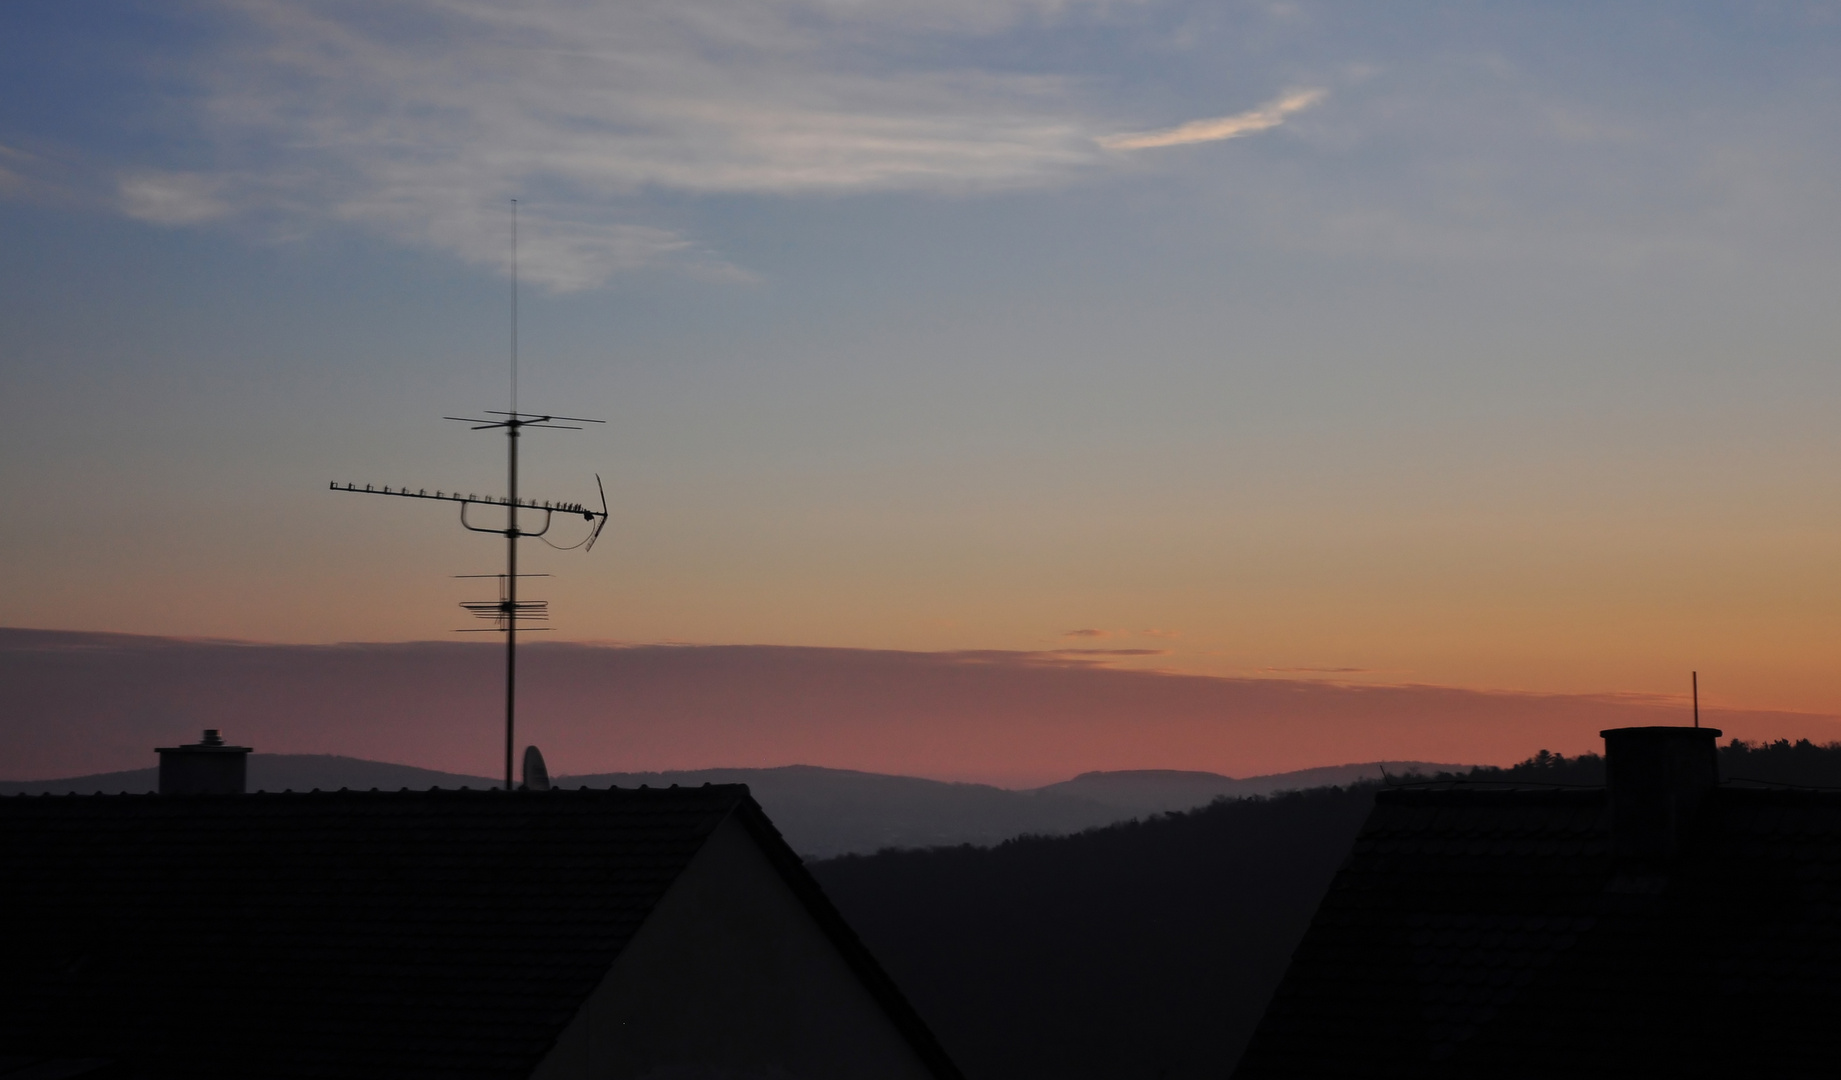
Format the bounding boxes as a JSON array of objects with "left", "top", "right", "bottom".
[
  {"left": 4, "top": 755, "right": 1468, "bottom": 858},
  {"left": 564, "top": 765, "right": 1130, "bottom": 856}
]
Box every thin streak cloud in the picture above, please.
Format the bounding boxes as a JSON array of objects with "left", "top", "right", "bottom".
[
  {"left": 1098, "top": 88, "right": 1327, "bottom": 151},
  {"left": 1263, "top": 666, "right": 1374, "bottom": 675}
]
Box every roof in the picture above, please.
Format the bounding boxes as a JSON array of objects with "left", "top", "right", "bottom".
[
  {"left": 0, "top": 785, "right": 961, "bottom": 1080},
  {"left": 1233, "top": 785, "right": 1841, "bottom": 1078}
]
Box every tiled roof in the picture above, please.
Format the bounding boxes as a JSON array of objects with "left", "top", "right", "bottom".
[
  {"left": 0, "top": 1056, "right": 124, "bottom": 1080},
  {"left": 1233, "top": 785, "right": 1841, "bottom": 1078},
  {"left": 0, "top": 786, "right": 960, "bottom": 1080}
]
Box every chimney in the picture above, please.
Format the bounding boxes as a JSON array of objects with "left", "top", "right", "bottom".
[
  {"left": 156, "top": 729, "right": 253, "bottom": 795},
  {"left": 1599, "top": 725, "right": 1721, "bottom": 860}
]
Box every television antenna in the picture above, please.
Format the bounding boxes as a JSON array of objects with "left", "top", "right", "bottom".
[{"left": 330, "top": 199, "right": 609, "bottom": 790}]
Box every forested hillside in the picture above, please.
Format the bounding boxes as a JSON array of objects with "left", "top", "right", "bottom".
[
  {"left": 815, "top": 738, "right": 1841, "bottom": 1079},
  {"left": 811, "top": 785, "right": 1377, "bottom": 1080}
]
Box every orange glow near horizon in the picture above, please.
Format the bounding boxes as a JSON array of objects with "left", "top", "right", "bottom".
[
  {"left": 15, "top": 395, "right": 1841, "bottom": 720},
  {"left": 12, "top": 478, "right": 1839, "bottom": 720}
]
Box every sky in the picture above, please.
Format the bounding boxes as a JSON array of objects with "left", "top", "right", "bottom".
[{"left": 4, "top": 1, "right": 1841, "bottom": 770}]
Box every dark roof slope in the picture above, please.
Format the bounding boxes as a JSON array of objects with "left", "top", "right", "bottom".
[
  {"left": 0, "top": 785, "right": 960, "bottom": 1080},
  {"left": 1233, "top": 785, "right": 1841, "bottom": 1078}
]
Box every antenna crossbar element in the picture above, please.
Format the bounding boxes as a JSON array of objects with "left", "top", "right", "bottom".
[
  {"left": 461, "top": 599, "right": 549, "bottom": 619},
  {"left": 458, "top": 599, "right": 551, "bottom": 631},
  {"left": 454, "top": 572, "right": 551, "bottom": 632},
  {"left": 444, "top": 411, "right": 607, "bottom": 432},
  {"left": 484, "top": 410, "right": 607, "bottom": 423}
]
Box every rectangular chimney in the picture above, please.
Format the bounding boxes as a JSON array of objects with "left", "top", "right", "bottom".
[
  {"left": 156, "top": 729, "right": 253, "bottom": 795},
  {"left": 1599, "top": 725, "right": 1721, "bottom": 861}
]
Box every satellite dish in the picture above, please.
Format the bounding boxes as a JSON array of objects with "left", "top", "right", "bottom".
[{"left": 521, "top": 745, "right": 551, "bottom": 792}]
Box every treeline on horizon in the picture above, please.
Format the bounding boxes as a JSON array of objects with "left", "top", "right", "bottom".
[
  {"left": 1437, "top": 736, "right": 1841, "bottom": 788},
  {"left": 815, "top": 738, "right": 1841, "bottom": 1079}
]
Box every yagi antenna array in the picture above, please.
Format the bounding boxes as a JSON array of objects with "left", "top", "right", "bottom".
[
  {"left": 330, "top": 198, "right": 611, "bottom": 792},
  {"left": 327, "top": 478, "right": 609, "bottom": 549}
]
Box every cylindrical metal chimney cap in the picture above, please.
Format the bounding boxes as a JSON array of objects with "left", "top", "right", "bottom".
[{"left": 156, "top": 729, "right": 253, "bottom": 754}]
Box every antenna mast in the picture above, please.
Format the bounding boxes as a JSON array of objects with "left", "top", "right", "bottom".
[
  {"left": 506, "top": 197, "right": 520, "bottom": 795},
  {"left": 332, "top": 199, "right": 609, "bottom": 791}
]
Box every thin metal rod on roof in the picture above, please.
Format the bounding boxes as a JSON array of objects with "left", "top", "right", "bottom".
[
  {"left": 328, "top": 199, "right": 610, "bottom": 791},
  {"left": 1693, "top": 670, "right": 1699, "bottom": 728},
  {"left": 506, "top": 199, "right": 518, "bottom": 798}
]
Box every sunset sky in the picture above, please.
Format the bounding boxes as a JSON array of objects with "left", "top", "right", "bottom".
[{"left": 5, "top": 1, "right": 1841, "bottom": 763}]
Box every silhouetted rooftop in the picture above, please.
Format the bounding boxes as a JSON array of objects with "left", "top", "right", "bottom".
[
  {"left": 1234, "top": 784, "right": 1841, "bottom": 1077},
  {"left": 0, "top": 785, "right": 955, "bottom": 1079}
]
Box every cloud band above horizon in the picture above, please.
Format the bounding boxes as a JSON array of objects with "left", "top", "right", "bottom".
[{"left": 5, "top": 630, "right": 1836, "bottom": 788}]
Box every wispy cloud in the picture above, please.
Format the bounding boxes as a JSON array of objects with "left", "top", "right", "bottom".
[
  {"left": 139, "top": 0, "right": 1117, "bottom": 289},
  {"left": 1097, "top": 88, "right": 1326, "bottom": 151},
  {"left": 90, "top": 2, "right": 1338, "bottom": 289},
  {"left": 117, "top": 171, "right": 235, "bottom": 226},
  {"left": 1063, "top": 628, "right": 1110, "bottom": 638},
  {"left": 0, "top": 144, "right": 33, "bottom": 199}
]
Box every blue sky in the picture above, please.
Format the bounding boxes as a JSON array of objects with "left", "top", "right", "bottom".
[{"left": 4, "top": 0, "right": 1841, "bottom": 712}]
